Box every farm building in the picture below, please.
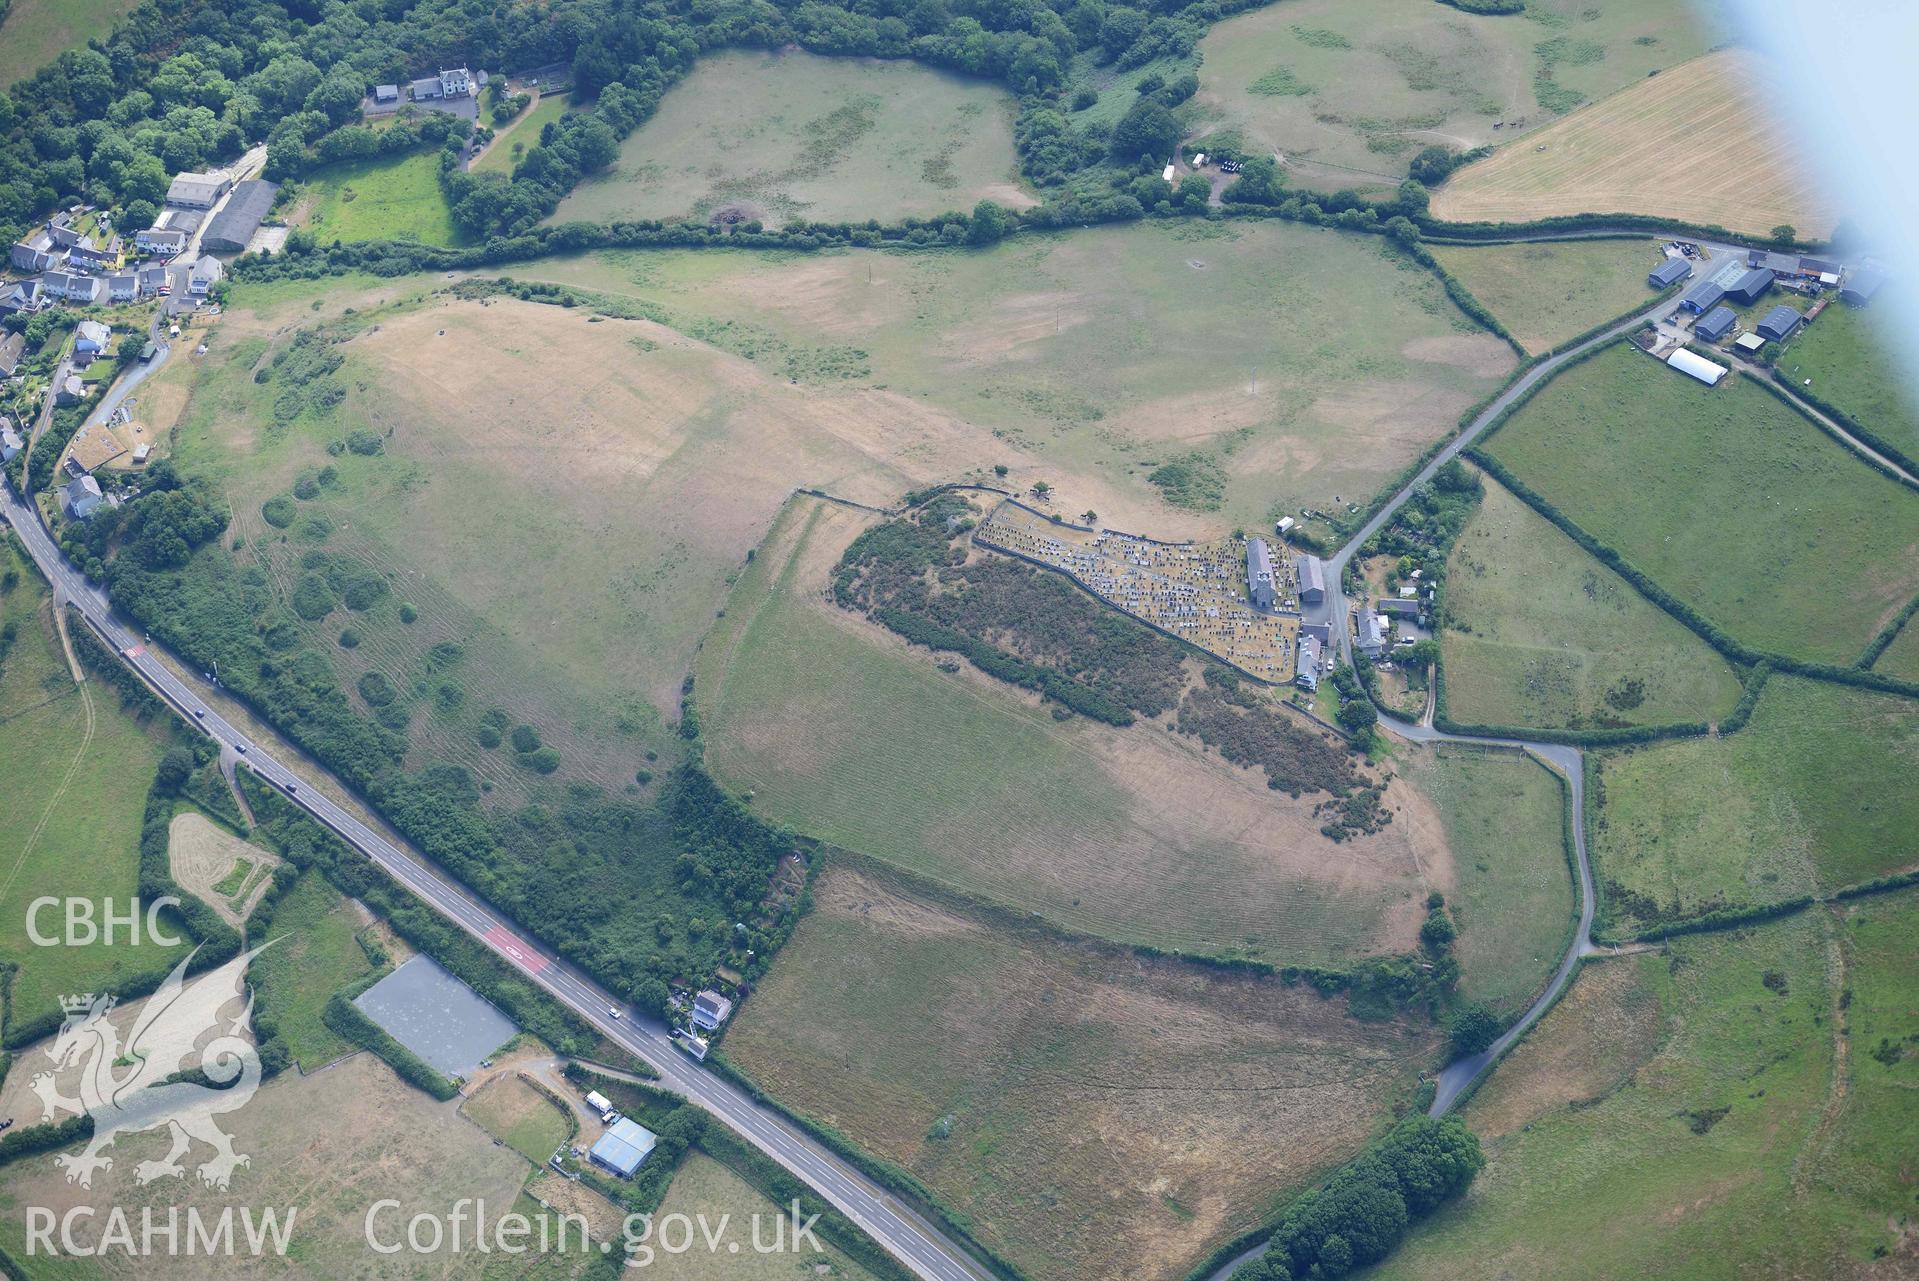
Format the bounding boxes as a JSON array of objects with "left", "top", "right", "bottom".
[
  {"left": 1296, "top": 555, "right": 1326, "bottom": 605},
  {"left": 691, "top": 989, "right": 733, "bottom": 1031},
  {"left": 373, "top": 84, "right": 400, "bottom": 104},
  {"left": 1756, "top": 305, "right": 1802, "bottom": 342},
  {"left": 1295, "top": 634, "right": 1321, "bottom": 690},
  {"left": 166, "top": 170, "right": 232, "bottom": 209},
  {"left": 1246, "top": 537, "right": 1277, "bottom": 609},
  {"left": 1678, "top": 279, "right": 1725, "bottom": 315},
  {"left": 1693, "top": 307, "right": 1737, "bottom": 343},
  {"left": 200, "top": 180, "right": 279, "bottom": 255},
  {"left": 1648, "top": 257, "right": 1692, "bottom": 289},
  {"left": 1734, "top": 332, "right": 1767, "bottom": 354},
  {"left": 589, "top": 1118, "right": 658, "bottom": 1178},
  {"left": 64, "top": 475, "right": 103, "bottom": 518},
  {"left": 1666, "top": 348, "right": 1727, "bottom": 386},
  {"left": 1841, "top": 266, "right": 1887, "bottom": 306},
  {"left": 1723, "top": 267, "right": 1776, "bottom": 307},
  {"left": 1375, "top": 597, "right": 1421, "bottom": 620}
]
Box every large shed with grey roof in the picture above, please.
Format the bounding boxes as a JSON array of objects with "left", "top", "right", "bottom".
[
  {"left": 1723, "top": 267, "right": 1775, "bottom": 307},
  {"left": 1295, "top": 555, "right": 1325, "bottom": 605},
  {"left": 1693, "top": 306, "right": 1737, "bottom": 343},
  {"left": 1841, "top": 266, "right": 1888, "bottom": 306},
  {"left": 1679, "top": 278, "right": 1725, "bottom": 315},
  {"left": 1648, "top": 257, "right": 1692, "bottom": 289},
  {"left": 1756, "top": 305, "right": 1802, "bottom": 342},
  {"left": 200, "top": 180, "right": 278, "bottom": 255}
]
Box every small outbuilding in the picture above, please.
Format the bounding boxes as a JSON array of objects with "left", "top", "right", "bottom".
[
  {"left": 1692, "top": 306, "right": 1737, "bottom": 343},
  {"left": 1666, "top": 348, "right": 1727, "bottom": 386},
  {"left": 1648, "top": 256, "right": 1692, "bottom": 289},
  {"left": 589, "top": 1118, "right": 658, "bottom": 1178},
  {"left": 1755, "top": 305, "right": 1802, "bottom": 342},
  {"left": 373, "top": 84, "right": 400, "bottom": 104},
  {"left": 1734, "top": 332, "right": 1767, "bottom": 354}
]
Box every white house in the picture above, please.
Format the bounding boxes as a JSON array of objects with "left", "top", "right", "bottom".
[
  {"left": 690, "top": 989, "right": 734, "bottom": 1031},
  {"left": 65, "top": 475, "right": 104, "bottom": 519}
]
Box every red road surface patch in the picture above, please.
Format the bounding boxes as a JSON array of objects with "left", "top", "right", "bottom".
[
  {"left": 126, "top": 644, "right": 145, "bottom": 657},
  {"left": 485, "top": 924, "right": 547, "bottom": 973}
]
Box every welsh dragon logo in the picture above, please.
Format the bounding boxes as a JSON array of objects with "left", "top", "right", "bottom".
[{"left": 31, "top": 944, "right": 270, "bottom": 1190}]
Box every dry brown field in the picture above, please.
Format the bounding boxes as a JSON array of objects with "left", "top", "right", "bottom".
[
  {"left": 723, "top": 861, "right": 1441, "bottom": 1281},
  {"left": 167, "top": 811, "right": 281, "bottom": 928},
  {"left": 1431, "top": 51, "right": 1834, "bottom": 236}
]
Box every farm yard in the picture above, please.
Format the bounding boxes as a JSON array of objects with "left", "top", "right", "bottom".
[
  {"left": 1481, "top": 342, "right": 1919, "bottom": 666},
  {"left": 1372, "top": 896, "right": 1919, "bottom": 1279},
  {"left": 976, "top": 502, "right": 1300, "bottom": 683},
  {"left": 1441, "top": 474, "right": 1743, "bottom": 730},
  {"left": 515, "top": 218, "right": 1517, "bottom": 540},
  {"left": 698, "top": 496, "right": 1445, "bottom": 969},
  {"left": 1430, "top": 50, "right": 1833, "bottom": 237},
  {"left": 1392, "top": 745, "right": 1572, "bottom": 1020},
  {"left": 1776, "top": 300, "right": 1919, "bottom": 463},
  {"left": 0, "top": 542, "right": 170, "bottom": 1026},
  {"left": 550, "top": 50, "right": 1031, "bottom": 228},
  {"left": 723, "top": 860, "right": 1442, "bottom": 1281},
  {"left": 1190, "top": 0, "right": 1717, "bottom": 191},
  {"left": 1429, "top": 238, "right": 1669, "bottom": 354},
  {"left": 1587, "top": 675, "right": 1919, "bottom": 937},
  {"left": 290, "top": 150, "right": 466, "bottom": 246}
]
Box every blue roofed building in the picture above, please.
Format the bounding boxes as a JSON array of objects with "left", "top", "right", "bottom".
[
  {"left": 1648, "top": 257, "right": 1692, "bottom": 289},
  {"left": 1678, "top": 278, "right": 1725, "bottom": 315},
  {"left": 1756, "top": 305, "right": 1802, "bottom": 342},
  {"left": 1693, "top": 306, "right": 1737, "bottom": 343},
  {"left": 1723, "top": 267, "right": 1775, "bottom": 307},
  {"left": 589, "top": 1118, "right": 658, "bottom": 1178}
]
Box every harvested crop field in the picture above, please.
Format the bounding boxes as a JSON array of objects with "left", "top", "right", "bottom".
[
  {"left": 647, "top": 1153, "right": 885, "bottom": 1281},
  {"left": 0, "top": 1053, "right": 540, "bottom": 1278},
  {"left": 698, "top": 496, "right": 1446, "bottom": 969},
  {"left": 1441, "top": 473, "right": 1743, "bottom": 731},
  {"left": 552, "top": 49, "right": 1031, "bottom": 228},
  {"left": 1588, "top": 675, "right": 1919, "bottom": 937},
  {"left": 725, "top": 861, "right": 1441, "bottom": 1281},
  {"left": 1191, "top": 0, "right": 1717, "bottom": 191},
  {"left": 1431, "top": 51, "right": 1833, "bottom": 236},
  {"left": 168, "top": 811, "right": 280, "bottom": 927},
  {"left": 1373, "top": 898, "right": 1919, "bottom": 1279},
  {"left": 1429, "top": 238, "right": 1667, "bottom": 354},
  {"left": 515, "top": 218, "right": 1516, "bottom": 540},
  {"left": 1482, "top": 342, "right": 1919, "bottom": 665}
]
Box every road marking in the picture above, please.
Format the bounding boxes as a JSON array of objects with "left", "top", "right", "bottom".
[{"left": 484, "top": 923, "right": 547, "bottom": 973}]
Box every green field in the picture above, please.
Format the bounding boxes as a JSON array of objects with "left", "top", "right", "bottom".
[
  {"left": 1873, "top": 611, "right": 1919, "bottom": 680},
  {"left": 1777, "top": 300, "right": 1919, "bottom": 464},
  {"left": 472, "top": 91, "right": 575, "bottom": 176},
  {"left": 516, "top": 217, "right": 1516, "bottom": 538},
  {"left": 1394, "top": 744, "right": 1572, "bottom": 1018},
  {"left": 1484, "top": 343, "right": 1919, "bottom": 664},
  {"left": 1430, "top": 238, "right": 1665, "bottom": 353},
  {"left": 0, "top": 541, "right": 169, "bottom": 1025},
  {"left": 0, "top": 0, "right": 141, "bottom": 88},
  {"left": 698, "top": 498, "right": 1439, "bottom": 968},
  {"left": 551, "top": 49, "right": 1030, "bottom": 228},
  {"left": 725, "top": 860, "right": 1438, "bottom": 1281},
  {"left": 1589, "top": 675, "right": 1919, "bottom": 936},
  {"left": 295, "top": 150, "right": 465, "bottom": 246},
  {"left": 1442, "top": 473, "right": 1743, "bottom": 730},
  {"left": 646, "top": 1153, "right": 882, "bottom": 1280},
  {"left": 1189, "top": 0, "right": 1717, "bottom": 191},
  {"left": 250, "top": 870, "right": 379, "bottom": 1070},
  {"left": 462, "top": 1073, "right": 571, "bottom": 1165},
  {"left": 1372, "top": 895, "right": 1919, "bottom": 1279}
]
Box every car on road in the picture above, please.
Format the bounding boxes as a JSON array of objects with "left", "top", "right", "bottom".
[
  {"left": 234, "top": 742, "right": 247, "bottom": 754},
  {"left": 609, "top": 1006, "right": 622, "bottom": 1020},
  {"left": 193, "top": 709, "right": 205, "bottom": 718}
]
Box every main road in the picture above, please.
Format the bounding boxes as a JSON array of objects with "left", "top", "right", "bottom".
[{"left": 0, "top": 476, "right": 996, "bottom": 1281}]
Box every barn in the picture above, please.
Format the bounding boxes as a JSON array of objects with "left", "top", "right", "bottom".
[
  {"left": 1648, "top": 257, "right": 1692, "bottom": 289},
  {"left": 200, "top": 180, "right": 279, "bottom": 255},
  {"left": 1666, "top": 348, "right": 1727, "bottom": 386},
  {"left": 1722, "top": 267, "right": 1775, "bottom": 307},
  {"left": 589, "top": 1118, "right": 659, "bottom": 1178},
  {"left": 1693, "top": 306, "right": 1737, "bottom": 343},
  {"left": 1841, "top": 266, "right": 1887, "bottom": 306},
  {"left": 1756, "top": 305, "right": 1802, "bottom": 342},
  {"left": 1678, "top": 279, "right": 1725, "bottom": 315}
]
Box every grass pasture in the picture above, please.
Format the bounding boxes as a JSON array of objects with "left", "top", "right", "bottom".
[
  {"left": 699, "top": 496, "right": 1445, "bottom": 969},
  {"left": 1429, "top": 238, "right": 1666, "bottom": 354},
  {"left": 551, "top": 49, "right": 1030, "bottom": 228},
  {"left": 1874, "top": 612, "right": 1919, "bottom": 681},
  {"left": 646, "top": 1153, "right": 883, "bottom": 1280},
  {"left": 1483, "top": 342, "right": 1919, "bottom": 665},
  {"left": 462, "top": 1073, "right": 572, "bottom": 1165},
  {"left": 472, "top": 90, "right": 575, "bottom": 175},
  {"left": 1191, "top": 0, "right": 1716, "bottom": 191},
  {"left": 249, "top": 870, "right": 379, "bottom": 1070},
  {"left": 1590, "top": 675, "right": 1919, "bottom": 937},
  {"left": 0, "top": 0, "right": 141, "bottom": 88},
  {"left": 515, "top": 218, "right": 1516, "bottom": 539},
  {"left": 0, "top": 543, "right": 169, "bottom": 1026},
  {"left": 1431, "top": 50, "right": 1833, "bottom": 236},
  {"left": 1778, "top": 300, "right": 1919, "bottom": 465},
  {"left": 293, "top": 150, "right": 465, "bottom": 246},
  {"left": 1393, "top": 744, "right": 1572, "bottom": 1019},
  {"left": 723, "top": 861, "right": 1440, "bottom": 1281},
  {"left": 1372, "top": 896, "right": 1919, "bottom": 1279},
  {"left": 1442, "top": 472, "right": 1743, "bottom": 730}
]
